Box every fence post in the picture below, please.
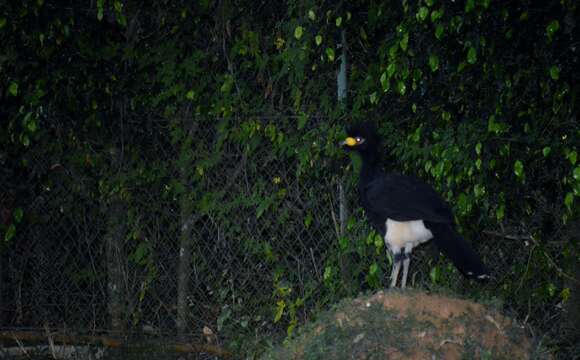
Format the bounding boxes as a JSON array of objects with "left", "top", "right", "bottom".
[
  {"left": 337, "top": 28, "right": 347, "bottom": 103},
  {"left": 105, "top": 195, "right": 127, "bottom": 335},
  {"left": 177, "top": 203, "right": 193, "bottom": 340},
  {"left": 176, "top": 112, "right": 197, "bottom": 340},
  {"left": 562, "top": 236, "right": 580, "bottom": 344},
  {"left": 337, "top": 24, "right": 353, "bottom": 294}
]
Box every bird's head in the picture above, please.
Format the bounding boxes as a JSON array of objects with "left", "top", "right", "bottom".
[{"left": 340, "top": 122, "right": 380, "bottom": 153}]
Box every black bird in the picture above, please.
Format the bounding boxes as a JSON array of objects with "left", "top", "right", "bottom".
[{"left": 341, "top": 122, "right": 490, "bottom": 288}]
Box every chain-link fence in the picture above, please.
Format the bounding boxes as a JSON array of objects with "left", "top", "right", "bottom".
[{"left": 0, "top": 117, "right": 576, "bottom": 359}]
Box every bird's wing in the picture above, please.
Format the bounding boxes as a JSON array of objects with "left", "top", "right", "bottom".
[{"left": 361, "top": 174, "right": 454, "bottom": 223}]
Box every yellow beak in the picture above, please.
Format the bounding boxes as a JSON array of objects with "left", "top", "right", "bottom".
[{"left": 343, "top": 137, "right": 357, "bottom": 146}]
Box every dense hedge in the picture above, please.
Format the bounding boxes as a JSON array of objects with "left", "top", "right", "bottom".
[{"left": 1, "top": 0, "right": 579, "bottom": 357}]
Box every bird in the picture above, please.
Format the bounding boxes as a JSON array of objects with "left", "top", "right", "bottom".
[{"left": 340, "top": 122, "right": 490, "bottom": 288}]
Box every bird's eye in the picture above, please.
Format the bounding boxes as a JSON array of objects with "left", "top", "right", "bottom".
[{"left": 355, "top": 137, "right": 366, "bottom": 145}]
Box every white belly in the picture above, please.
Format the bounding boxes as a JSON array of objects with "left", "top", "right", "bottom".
[{"left": 385, "top": 219, "right": 433, "bottom": 250}]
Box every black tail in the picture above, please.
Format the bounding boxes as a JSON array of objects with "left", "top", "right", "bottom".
[{"left": 425, "top": 221, "right": 490, "bottom": 280}]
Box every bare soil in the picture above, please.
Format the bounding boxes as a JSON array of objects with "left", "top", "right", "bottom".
[{"left": 262, "top": 290, "right": 534, "bottom": 360}]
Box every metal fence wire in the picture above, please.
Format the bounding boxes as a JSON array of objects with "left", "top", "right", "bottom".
[{"left": 0, "top": 117, "right": 574, "bottom": 359}]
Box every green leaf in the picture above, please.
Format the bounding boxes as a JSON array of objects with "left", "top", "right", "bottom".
[
  {"left": 217, "top": 307, "right": 232, "bottom": 331},
  {"left": 428, "top": 54, "right": 439, "bottom": 72},
  {"left": 564, "top": 192, "right": 574, "bottom": 211},
  {"left": 369, "top": 92, "right": 378, "bottom": 104},
  {"left": 323, "top": 266, "right": 333, "bottom": 281},
  {"left": 567, "top": 150, "right": 578, "bottom": 165},
  {"left": 474, "top": 184, "right": 486, "bottom": 198},
  {"left": 365, "top": 232, "right": 374, "bottom": 245},
  {"left": 396, "top": 81, "right": 406, "bottom": 95},
  {"left": 5, "top": 224, "right": 16, "bottom": 242},
  {"left": 549, "top": 66, "right": 560, "bottom": 80},
  {"left": 467, "top": 47, "right": 477, "bottom": 64},
  {"left": 369, "top": 262, "right": 379, "bottom": 276},
  {"left": 465, "top": 0, "right": 475, "bottom": 13},
  {"left": 547, "top": 20, "right": 560, "bottom": 33},
  {"left": 97, "top": 0, "right": 104, "bottom": 21},
  {"left": 429, "top": 266, "right": 440, "bottom": 283},
  {"left": 435, "top": 24, "right": 445, "bottom": 39},
  {"left": 274, "top": 300, "right": 285, "bottom": 322},
  {"left": 360, "top": 27, "right": 368, "bottom": 40},
  {"left": 475, "top": 142, "right": 482, "bottom": 155},
  {"left": 335, "top": 16, "right": 342, "bottom": 27},
  {"left": 399, "top": 32, "right": 409, "bottom": 51},
  {"left": 220, "top": 75, "right": 233, "bottom": 93},
  {"left": 547, "top": 283, "right": 557, "bottom": 297},
  {"left": 386, "top": 63, "right": 396, "bottom": 78},
  {"left": 263, "top": 242, "right": 277, "bottom": 262},
  {"left": 388, "top": 43, "right": 399, "bottom": 59},
  {"left": 432, "top": 161, "right": 445, "bottom": 179},
  {"left": 338, "top": 236, "right": 348, "bottom": 250},
  {"left": 256, "top": 199, "right": 270, "bottom": 218},
  {"left": 0, "top": 17, "right": 6, "bottom": 29},
  {"left": 315, "top": 34, "right": 322, "bottom": 46},
  {"left": 325, "top": 47, "right": 335, "bottom": 62},
  {"left": 8, "top": 82, "right": 18, "bottom": 96},
  {"left": 514, "top": 160, "right": 524, "bottom": 178},
  {"left": 573, "top": 166, "right": 580, "bottom": 181},
  {"left": 308, "top": 9, "right": 316, "bottom": 21},
  {"left": 240, "top": 317, "right": 249, "bottom": 328},
  {"left": 294, "top": 26, "right": 303, "bottom": 40},
  {"left": 546, "top": 20, "right": 559, "bottom": 41},
  {"left": 380, "top": 72, "right": 389, "bottom": 92},
  {"left": 417, "top": 7, "right": 429, "bottom": 22},
  {"left": 431, "top": 9, "right": 444, "bottom": 22},
  {"left": 561, "top": 287, "right": 571, "bottom": 302},
  {"left": 14, "top": 208, "right": 24, "bottom": 223},
  {"left": 186, "top": 90, "right": 195, "bottom": 100},
  {"left": 23, "top": 112, "right": 37, "bottom": 132},
  {"left": 118, "top": 13, "right": 128, "bottom": 26},
  {"left": 373, "top": 233, "right": 383, "bottom": 250},
  {"left": 275, "top": 37, "right": 285, "bottom": 49},
  {"left": 133, "top": 243, "right": 148, "bottom": 264},
  {"left": 457, "top": 193, "right": 472, "bottom": 215},
  {"left": 542, "top": 146, "right": 551, "bottom": 157},
  {"left": 20, "top": 134, "right": 30, "bottom": 147},
  {"left": 113, "top": 0, "right": 122, "bottom": 12},
  {"left": 495, "top": 204, "right": 505, "bottom": 221},
  {"left": 487, "top": 115, "right": 508, "bottom": 134},
  {"left": 297, "top": 113, "right": 307, "bottom": 130}
]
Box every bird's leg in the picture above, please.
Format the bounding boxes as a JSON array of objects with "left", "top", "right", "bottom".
[
  {"left": 390, "top": 249, "right": 403, "bottom": 288},
  {"left": 389, "top": 260, "right": 401, "bottom": 287},
  {"left": 400, "top": 244, "right": 413, "bottom": 288},
  {"left": 400, "top": 254, "right": 410, "bottom": 288}
]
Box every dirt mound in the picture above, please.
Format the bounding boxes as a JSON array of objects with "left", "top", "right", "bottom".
[{"left": 262, "top": 290, "right": 533, "bottom": 360}]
